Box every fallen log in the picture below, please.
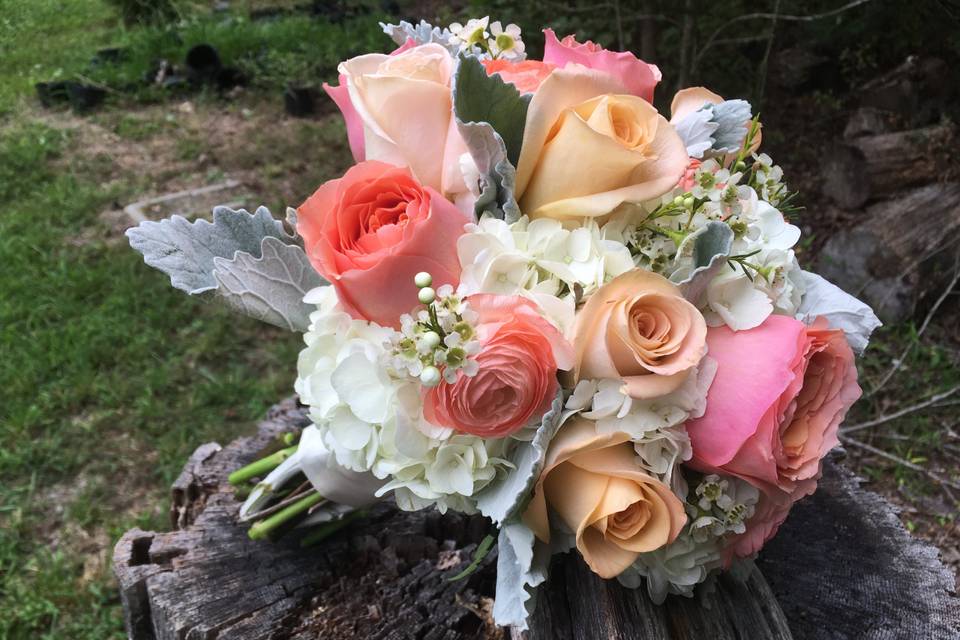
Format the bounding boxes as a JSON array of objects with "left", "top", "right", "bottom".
[
  {"left": 817, "top": 182, "right": 960, "bottom": 323},
  {"left": 822, "top": 123, "right": 956, "bottom": 210},
  {"left": 113, "top": 398, "right": 960, "bottom": 639}
]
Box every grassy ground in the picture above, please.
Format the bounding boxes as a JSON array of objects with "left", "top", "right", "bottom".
[{"left": 1, "top": 2, "right": 957, "bottom": 638}]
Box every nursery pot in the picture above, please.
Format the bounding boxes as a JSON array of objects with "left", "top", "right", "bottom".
[
  {"left": 185, "top": 44, "right": 223, "bottom": 83},
  {"left": 66, "top": 83, "right": 107, "bottom": 113}
]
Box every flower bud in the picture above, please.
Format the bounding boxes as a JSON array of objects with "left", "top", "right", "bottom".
[
  {"left": 419, "top": 365, "right": 442, "bottom": 387},
  {"left": 414, "top": 271, "right": 433, "bottom": 288},
  {"left": 418, "top": 287, "right": 436, "bottom": 304},
  {"left": 422, "top": 331, "right": 441, "bottom": 349}
]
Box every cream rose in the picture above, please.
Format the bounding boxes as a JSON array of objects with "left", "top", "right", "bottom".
[
  {"left": 514, "top": 66, "right": 687, "bottom": 219},
  {"left": 573, "top": 269, "right": 707, "bottom": 399},
  {"left": 523, "top": 417, "right": 686, "bottom": 579},
  {"left": 338, "top": 43, "right": 469, "bottom": 203}
]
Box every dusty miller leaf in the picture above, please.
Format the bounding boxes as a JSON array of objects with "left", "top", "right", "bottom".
[
  {"left": 126, "top": 206, "right": 289, "bottom": 294},
  {"left": 493, "top": 521, "right": 551, "bottom": 630},
  {"left": 707, "top": 99, "right": 752, "bottom": 154},
  {"left": 458, "top": 121, "right": 522, "bottom": 223},
  {"left": 453, "top": 55, "right": 531, "bottom": 166},
  {"left": 474, "top": 392, "right": 564, "bottom": 524},
  {"left": 795, "top": 270, "right": 882, "bottom": 354},
  {"left": 212, "top": 236, "right": 325, "bottom": 331},
  {"left": 676, "top": 222, "right": 735, "bottom": 305}
]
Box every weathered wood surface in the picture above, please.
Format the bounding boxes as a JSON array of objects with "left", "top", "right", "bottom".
[
  {"left": 822, "top": 123, "right": 956, "bottom": 210},
  {"left": 114, "top": 399, "right": 960, "bottom": 639},
  {"left": 817, "top": 182, "right": 960, "bottom": 323}
]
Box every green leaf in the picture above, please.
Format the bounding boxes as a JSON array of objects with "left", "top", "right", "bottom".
[
  {"left": 453, "top": 55, "right": 530, "bottom": 167},
  {"left": 448, "top": 533, "right": 496, "bottom": 582}
]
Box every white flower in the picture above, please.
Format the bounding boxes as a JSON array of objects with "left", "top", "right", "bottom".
[
  {"left": 488, "top": 22, "right": 525, "bottom": 60},
  {"left": 295, "top": 286, "right": 512, "bottom": 513},
  {"left": 448, "top": 17, "right": 490, "bottom": 53},
  {"left": 618, "top": 530, "right": 722, "bottom": 603}
]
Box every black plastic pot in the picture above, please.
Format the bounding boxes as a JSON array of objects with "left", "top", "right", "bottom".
[
  {"left": 214, "top": 67, "right": 247, "bottom": 91},
  {"left": 284, "top": 85, "right": 318, "bottom": 117},
  {"left": 66, "top": 83, "right": 107, "bottom": 113},
  {"left": 185, "top": 44, "right": 223, "bottom": 83},
  {"left": 35, "top": 81, "right": 71, "bottom": 108}
]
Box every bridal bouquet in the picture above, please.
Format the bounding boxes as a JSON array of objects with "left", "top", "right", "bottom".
[{"left": 127, "top": 17, "right": 881, "bottom": 629}]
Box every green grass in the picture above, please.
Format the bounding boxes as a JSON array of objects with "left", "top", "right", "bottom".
[{"left": 0, "top": 1, "right": 375, "bottom": 637}]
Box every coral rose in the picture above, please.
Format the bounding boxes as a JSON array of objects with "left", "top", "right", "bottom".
[
  {"left": 424, "top": 294, "right": 573, "bottom": 438},
  {"left": 573, "top": 269, "right": 707, "bottom": 399},
  {"left": 297, "top": 161, "right": 469, "bottom": 328},
  {"left": 523, "top": 416, "right": 686, "bottom": 578},
  {"left": 482, "top": 59, "right": 555, "bottom": 94},
  {"left": 515, "top": 66, "right": 688, "bottom": 220},
  {"left": 685, "top": 315, "right": 861, "bottom": 558},
  {"left": 327, "top": 43, "right": 471, "bottom": 204},
  {"left": 542, "top": 29, "right": 661, "bottom": 103}
]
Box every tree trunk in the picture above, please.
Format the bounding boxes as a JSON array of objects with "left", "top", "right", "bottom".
[
  {"left": 113, "top": 399, "right": 960, "bottom": 639},
  {"left": 822, "top": 124, "right": 956, "bottom": 210}
]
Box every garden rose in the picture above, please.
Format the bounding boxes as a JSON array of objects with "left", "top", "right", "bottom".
[
  {"left": 573, "top": 269, "right": 707, "bottom": 399},
  {"left": 424, "top": 294, "right": 573, "bottom": 438},
  {"left": 542, "top": 29, "right": 661, "bottom": 103},
  {"left": 297, "top": 160, "right": 469, "bottom": 328},
  {"left": 524, "top": 416, "right": 686, "bottom": 578},
  {"left": 330, "top": 43, "right": 470, "bottom": 203},
  {"left": 685, "top": 314, "right": 860, "bottom": 505},
  {"left": 482, "top": 59, "right": 555, "bottom": 94},
  {"left": 683, "top": 315, "right": 861, "bottom": 562},
  {"left": 515, "top": 66, "right": 688, "bottom": 219}
]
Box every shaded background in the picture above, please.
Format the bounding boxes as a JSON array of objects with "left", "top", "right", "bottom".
[{"left": 1, "top": 0, "right": 958, "bottom": 637}]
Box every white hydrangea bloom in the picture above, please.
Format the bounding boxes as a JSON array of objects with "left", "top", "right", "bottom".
[
  {"left": 457, "top": 215, "right": 633, "bottom": 333},
  {"left": 618, "top": 529, "right": 723, "bottom": 603},
  {"left": 295, "top": 286, "right": 511, "bottom": 513},
  {"left": 564, "top": 357, "right": 716, "bottom": 497}
]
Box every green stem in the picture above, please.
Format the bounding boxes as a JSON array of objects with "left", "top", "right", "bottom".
[
  {"left": 300, "top": 509, "right": 368, "bottom": 548},
  {"left": 228, "top": 445, "right": 297, "bottom": 486},
  {"left": 248, "top": 491, "right": 324, "bottom": 541}
]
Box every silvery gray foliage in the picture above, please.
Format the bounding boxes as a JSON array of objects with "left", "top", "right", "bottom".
[
  {"left": 212, "top": 236, "right": 326, "bottom": 332},
  {"left": 708, "top": 99, "right": 752, "bottom": 153},
  {"left": 795, "top": 270, "right": 882, "bottom": 354},
  {"left": 677, "top": 222, "right": 735, "bottom": 305},
  {"left": 379, "top": 19, "right": 457, "bottom": 54},
  {"left": 493, "top": 522, "right": 550, "bottom": 630},
  {"left": 474, "top": 392, "right": 565, "bottom": 524},
  {"left": 125, "top": 206, "right": 289, "bottom": 294},
  {"left": 674, "top": 108, "right": 719, "bottom": 159},
  {"left": 453, "top": 55, "right": 530, "bottom": 223}
]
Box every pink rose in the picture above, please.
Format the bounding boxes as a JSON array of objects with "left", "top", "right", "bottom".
[
  {"left": 542, "top": 28, "right": 661, "bottom": 103},
  {"left": 684, "top": 315, "right": 861, "bottom": 556},
  {"left": 424, "top": 295, "right": 574, "bottom": 438},
  {"left": 482, "top": 59, "right": 556, "bottom": 94},
  {"left": 323, "top": 38, "right": 416, "bottom": 162},
  {"left": 323, "top": 43, "right": 471, "bottom": 205},
  {"left": 296, "top": 160, "right": 469, "bottom": 328}
]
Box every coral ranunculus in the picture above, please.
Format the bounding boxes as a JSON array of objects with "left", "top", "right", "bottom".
[
  {"left": 542, "top": 29, "right": 661, "bottom": 103},
  {"left": 572, "top": 269, "right": 707, "bottom": 399},
  {"left": 296, "top": 160, "right": 469, "bottom": 328},
  {"left": 424, "top": 294, "right": 573, "bottom": 438},
  {"left": 523, "top": 417, "right": 686, "bottom": 578},
  {"left": 482, "top": 59, "right": 555, "bottom": 94},
  {"left": 685, "top": 315, "right": 861, "bottom": 557},
  {"left": 515, "top": 66, "right": 688, "bottom": 220}
]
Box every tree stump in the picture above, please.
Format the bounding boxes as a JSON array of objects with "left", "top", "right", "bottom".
[{"left": 113, "top": 399, "right": 960, "bottom": 639}]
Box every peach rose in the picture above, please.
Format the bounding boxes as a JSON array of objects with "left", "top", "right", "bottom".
[
  {"left": 323, "top": 38, "right": 416, "bottom": 162},
  {"left": 332, "top": 43, "right": 470, "bottom": 203},
  {"left": 424, "top": 294, "right": 573, "bottom": 438},
  {"left": 542, "top": 29, "right": 661, "bottom": 103},
  {"left": 685, "top": 315, "right": 861, "bottom": 559},
  {"left": 482, "top": 59, "right": 556, "bottom": 94},
  {"left": 297, "top": 161, "right": 469, "bottom": 328},
  {"left": 573, "top": 269, "right": 707, "bottom": 399},
  {"left": 523, "top": 416, "right": 686, "bottom": 578},
  {"left": 515, "top": 66, "right": 688, "bottom": 219}
]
